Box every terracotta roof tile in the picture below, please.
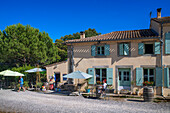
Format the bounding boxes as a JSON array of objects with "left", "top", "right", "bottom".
[{"left": 65, "top": 29, "right": 159, "bottom": 43}]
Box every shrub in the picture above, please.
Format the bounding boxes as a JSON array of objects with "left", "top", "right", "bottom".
[
  {"left": 24, "top": 81, "right": 29, "bottom": 88},
  {"left": 35, "top": 82, "right": 43, "bottom": 88}
]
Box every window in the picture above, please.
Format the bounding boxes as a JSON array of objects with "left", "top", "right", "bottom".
[
  {"left": 95, "top": 68, "right": 107, "bottom": 84},
  {"left": 144, "top": 69, "right": 154, "bottom": 82},
  {"left": 97, "top": 46, "right": 105, "bottom": 55},
  {"left": 123, "top": 71, "right": 130, "bottom": 81},
  {"left": 144, "top": 44, "right": 154, "bottom": 54},
  {"left": 119, "top": 43, "right": 130, "bottom": 56},
  {"left": 91, "top": 44, "right": 110, "bottom": 56}
]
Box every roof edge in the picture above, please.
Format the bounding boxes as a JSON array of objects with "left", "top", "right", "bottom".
[
  {"left": 65, "top": 36, "right": 160, "bottom": 44},
  {"left": 44, "top": 61, "right": 67, "bottom": 67}
]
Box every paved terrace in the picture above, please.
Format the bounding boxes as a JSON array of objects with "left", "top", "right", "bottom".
[{"left": 0, "top": 90, "right": 169, "bottom": 113}]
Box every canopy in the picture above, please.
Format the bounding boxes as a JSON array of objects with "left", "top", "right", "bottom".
[
  {"left": 25, "top": 68, "right": 46, "bottom": 73},
  {"left": 0, "top": 70, "right": 24, "bottom": 76},
  {"left": 63, "top": 70, "right": 92, "bottom": 79}
]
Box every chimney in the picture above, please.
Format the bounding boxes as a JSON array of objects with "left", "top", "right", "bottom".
[
  {"left": 157, "top": 8, "right": 162, "bottom": 18},
  {"left": 80, "top": 31, "right": 85, "bottom": 39}
]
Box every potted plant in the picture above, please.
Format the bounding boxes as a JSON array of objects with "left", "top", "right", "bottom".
[
  {"left": 107, "top": 86, "right": 114, "bottom": 93},
  {"left": 143, "top": 81, "right": 154, "bottom": 102},
  {"left": 143, "top": 81, "right": 154, "bottom": 87},
  {"left": 96, "top": 81, "right": 101, "bottom": 85}
]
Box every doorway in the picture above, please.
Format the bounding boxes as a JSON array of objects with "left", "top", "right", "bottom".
[
  {"left": 118, "top": 68, "right": 131, "bottom": 87},
  {"left": 54, "top": 72, "right": 60, "bottom": 87}
]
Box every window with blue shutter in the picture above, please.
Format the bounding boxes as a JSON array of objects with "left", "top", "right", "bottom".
[
  {"left": 88, "top": 68, "right": 95, "bottom": 84},
  {"left": 97, "top": 46, "right": 104, "bottom": 55},
  {"left": 91, "top": 45, "right": 96, "bottom": 56},
  {"left": 136, "top": 68, "right": 143, "bottom": 86},
  {"left": 93, "top": 44, "right": 110, "bottom": 56},
  {"left": 104, "top": 44, "right": 110, "bottom": 56},
  {"left": 164, "top": 68, "right": 169, "bottom": 88},
  {"left": 165, "top": 32, "right": 170, "bottom": 54},
  {"left": 138, "top": 43, "right": 144, "bottom": 55},
  {"left": 107, "top": 68, "right": 113, "bottom": 85},
  {"left": 155, "top": 42, "right": 160, "bottom": 54},
  {"left": 156, "top": 67, "right": 162, "bottom": 87},
  {"left": 144, "top": 69, "right": 154, "bottom": 83},
  {"left": 119, "top": 43, "right": 129, "bottom": 56}
]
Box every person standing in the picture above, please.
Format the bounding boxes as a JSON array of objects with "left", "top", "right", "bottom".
[
  {"left": 18, "top": 76, "right": 25, "bottom": 92},
  {"left": 101, "top": 80, "right": 107, "bottom": 97}
]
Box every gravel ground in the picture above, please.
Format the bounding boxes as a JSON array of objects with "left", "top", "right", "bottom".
[{"left": 0, "top": 90, "right": 169, "bottom": 113}]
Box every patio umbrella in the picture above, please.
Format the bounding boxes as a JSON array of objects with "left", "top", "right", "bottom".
[
  {"left": 63, "top": 70, "right": 92, "bottom": 95},
  {"left": 25, "top": 68, "right": 46, "bottom": 73},
  {"left": 0, "top": 70, "right": 24, "bottom": 76},
  {"left": 63, "top": 70, "right": 92, "bottom": 79},
  {"left": 0, "top": 70, "right": 24, "bottom": 89},
  {"left": 25, "top": 68, "right": 46, "bottom": 86}
]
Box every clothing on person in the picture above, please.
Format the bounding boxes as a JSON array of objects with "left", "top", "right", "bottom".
[
  {"left": 103, "top": 83, "right": 107, "bottom": 89},
  {"left": 20, "top": 84, "right": 23, "bottom": 87},
  {"left": 20, "top": 78, "right": 24, "bottom": 85}
]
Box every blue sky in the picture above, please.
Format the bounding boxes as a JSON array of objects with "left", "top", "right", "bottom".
[{"left": 0, "top": 0, "right": 170, "bottom": 42}]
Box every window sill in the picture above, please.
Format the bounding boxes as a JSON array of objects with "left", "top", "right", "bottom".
[
  {"left": 94, "top": 55, "right": 107, "bottom": 58},
  {"left": 118, "top": 55, "right": 130, "bottom": 57},
  {"left": 143, "top": 54, "right": 156, "bottom": 57}
]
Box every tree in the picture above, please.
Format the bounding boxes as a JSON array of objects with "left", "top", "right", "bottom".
[
  {"left": 0, "top": 23, "right": 59, "bottom": 67},
  {"left": 55, "top": 28, "right": 101, "bottom": 61}
]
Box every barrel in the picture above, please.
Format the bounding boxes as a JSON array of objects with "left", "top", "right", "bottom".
[{"left": 143, "top": 87, "right": 154, "bottom": 102}]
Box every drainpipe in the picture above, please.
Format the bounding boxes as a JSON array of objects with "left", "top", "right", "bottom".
[
  {"left": 71, "top": 43, "right": 74, "bottom": 72},
  {"left": 69, "top": 43, "right": 74, "bottom": 84},
  {"left": 160, "top": 23, "right": 163, "bottom": 96}
]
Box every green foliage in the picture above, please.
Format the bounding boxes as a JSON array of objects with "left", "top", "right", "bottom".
[
  {"left": 24, "top": 81, "right": 29, "bottom": 88},
  {"left": 35, "top": 82, "right": 43, "bottom": 88},
  {"left": 85, "top": 85, "right": 89, "bottom": 89},
  {"left": 11, "top": 64, "right": 35, "bottom": 74},
  {"left": 0, "top": 23, "right": 58, "bottom": 68},
  {"left": 17, "top": 83, "right": 20, "bottom": 89},
  {"left": 55, "top": 28, "right": 101, "bottom": 62}
]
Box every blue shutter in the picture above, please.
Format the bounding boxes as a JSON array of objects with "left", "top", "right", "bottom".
[
  {"left": 107, "top": 68, "right": 113, "bottom": 85},
  {"left": 91, "top": 45, "right": 96, "bottom": 56},
  {"left": 164, "top": 68, "right": 169, "bottom": 88},
  {"left": 138, "top": 43, "right": 144, "bottom": 55},
  {"left": 104, "top": 44, "right": 110, "bottom": 56},
  {"left": 165, "top": 33, "right": 170, "bottom": 54},
  {"left": 88, "top": 68, "right": 95, "bottom": 84},
  {"left": 156, "top": 67, "right": 162, "bottom": 87},
  {"left": 119, "top": 44, "right": 123, "bottom": 56},
  {"left": 136, "top": 68, "right": 143, "bottom": 86},
  {"left": 155, "top": 42, "right": 160, "bottom": 54},
  {"left": 124, "top": 43, "right": 129, "bottom": 55}
]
